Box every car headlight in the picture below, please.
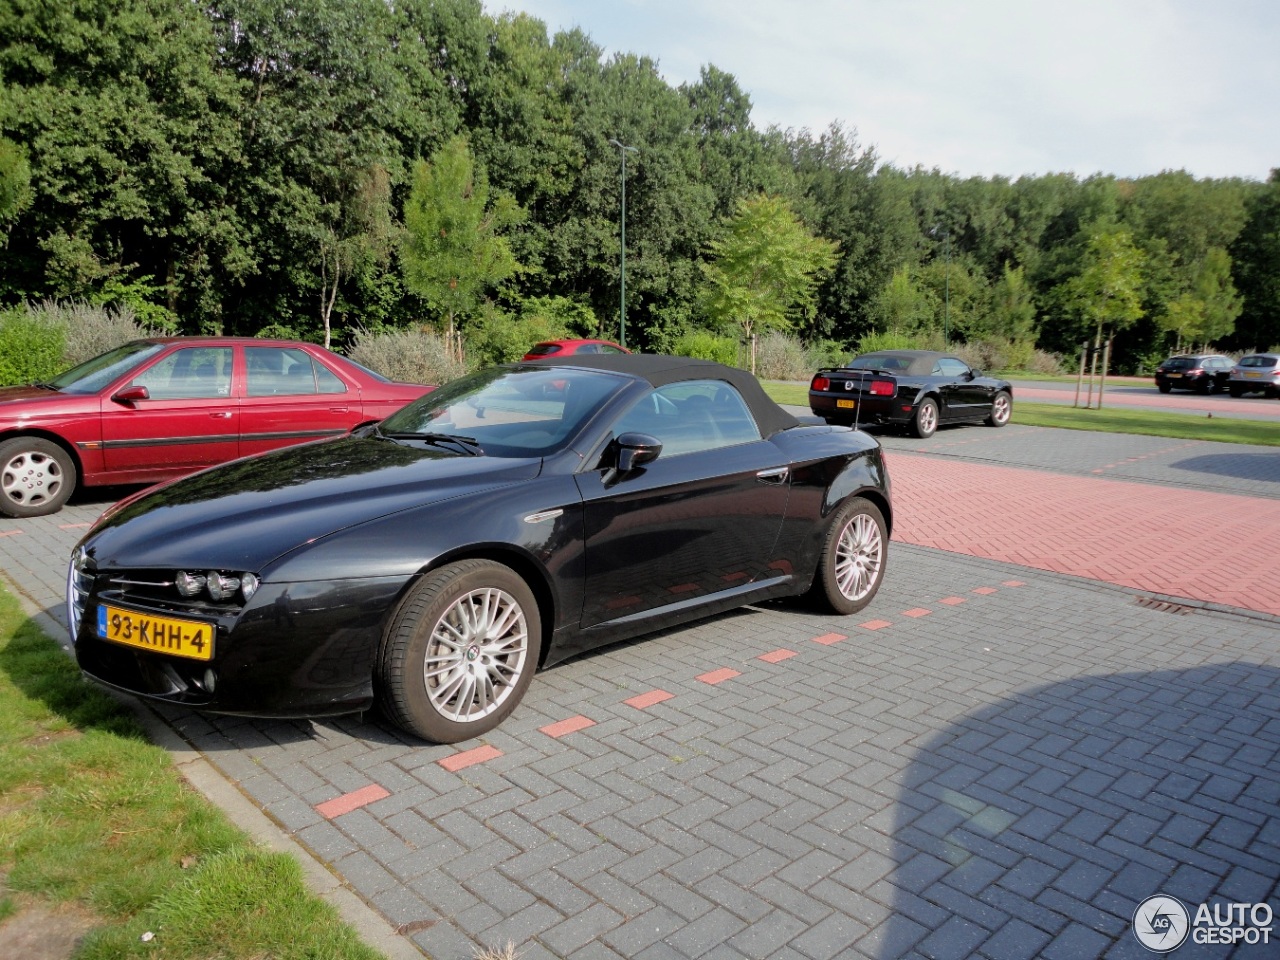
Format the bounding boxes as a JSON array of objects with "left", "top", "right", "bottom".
[
  {"left": 174, "top": 570, "right": 260, "bottom": 602},
  {"left": 176, "top": 571, "right": 206, "bottom": 597}
]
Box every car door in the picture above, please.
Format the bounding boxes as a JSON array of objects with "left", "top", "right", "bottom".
[
  {"left": 576, "top": 380, "right": 790, "bottom": 628},
  {"left": 934, "top": 357, "right": 988, "bottom": 420},
  {"left": 240, "top": 346, "right": 361, "bottom": 457},
  {"left": 101, "top": 345, "right": 238, "bottom": 478}
]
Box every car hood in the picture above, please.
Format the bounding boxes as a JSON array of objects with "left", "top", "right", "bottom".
[
  {"left": 0, "top": 384, "right": 86, "bottom": 416},
  {"left": 81, "top": 435, "right": 542, "bottom": 572}
]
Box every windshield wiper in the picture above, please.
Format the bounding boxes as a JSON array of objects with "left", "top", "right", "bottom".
[
  {"left": 382, "top": 431, "right": 484, "bottom": 456},
  {"left": 28, "top": 381, "right": 59, "bottom": 390}
]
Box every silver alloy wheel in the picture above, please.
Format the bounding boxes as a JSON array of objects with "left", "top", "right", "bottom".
[
  {"left": 423, "top": 586, "right": 529, "bottom": 723},
  {"left": 834, "top": 512, "right": 883, "bottom": 602},
  {"left": 917, "top": 402, "right": 937, "bottom": 435},
  {"left": 2, "top": 447, "right": 66, "bottom": 510},
  {"left": 991, "top": 393, "right": 1011, "bottom": 424}
]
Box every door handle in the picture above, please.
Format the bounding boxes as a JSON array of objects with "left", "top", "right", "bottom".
[
  {"left": 756, "top": 467, "right": 788, "bottom": 484},
  {"left": 329, "top": 406, "right": 349, "bottom": 413},
  {"left": 210, "top": 411, "right": 233, "bottom": 419}
]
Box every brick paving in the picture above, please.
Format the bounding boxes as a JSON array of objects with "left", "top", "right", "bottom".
[{"left": 1, "top": 425, "right": 1278, "bottom": 959}]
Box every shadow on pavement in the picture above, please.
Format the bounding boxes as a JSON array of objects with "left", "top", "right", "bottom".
[
  {"left": 1168, "top": 453, "right": 1280, "bottom": 485},
  {"left": 880, "top": 664, "right": 1280, "bottom": 959}
]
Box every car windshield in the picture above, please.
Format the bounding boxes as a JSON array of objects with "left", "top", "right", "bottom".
[
  {"left": 1164, "top": 357, "right": 1194, "bottom": 369},
  {"left": 525, "top": 343, "right": 560, "bottom": 356},
  {"left": 49, "top": 341, "right": 168, "bottom": 394},
  {"left": 379, "top": 366, "right": 625, "bottom": 457}
]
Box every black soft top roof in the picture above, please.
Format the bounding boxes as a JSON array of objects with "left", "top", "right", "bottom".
[
  {"left": 533, "top": 353, "right": 800, "bottom": 438},
  {"left": 846, "top": 350, "right": 963, "bottom": 377}
]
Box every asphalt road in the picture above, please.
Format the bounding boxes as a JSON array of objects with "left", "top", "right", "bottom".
[{"left": 1011, "top": 378, "right": 1280, "bottom": 422}]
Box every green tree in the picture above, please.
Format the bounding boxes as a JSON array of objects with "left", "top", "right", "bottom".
[
  {"left": 1061, "top": 227, "right": 1147, "bottom": 350},
  {"left": 1230, "top": 170, "right": 1280, "bottom": 351},
  {"left": 0, "top": 0, "right": 246, "bottom": 313},
  {"left": 401, "top": 135, "right": 523, "bottom": 346},
  {"left": 868, "top": 266, "right": 937, "bottom": 336},
  {"left": 1156, "top": 247, "right": 1241, "bottom": 349},
  {"left": 989, "top": 264, "right": 1037, "bottom": 342},
  {"left": 700, "top": 194, "right": 838, "bottom": 343},
  {"left": 0, "top": 136, "right": 31, "bottom": 234}
]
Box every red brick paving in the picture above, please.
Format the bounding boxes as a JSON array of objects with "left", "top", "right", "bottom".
[
  {"left": 315, "top": 784, "right": 390, "bottom": 819},
  {"left": 438, "top": 744, "right": 502, "bottom": 771},
  {"left": 888, "top": 452, "right": 1280, "bottom": 616},
  {"left": 624, "top": 689, "right": 674, "bottom": 709},
  {"left": 540, "top": 715, "right": 596, "bottom": 738}
]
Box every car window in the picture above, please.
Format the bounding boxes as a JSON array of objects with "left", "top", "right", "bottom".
[
  {"left": 1240, "top": 356, "right": 1277, "bottom": 369},
  {"left": 247, "top": 347, "right": 347, "bottom": 396},
  {"left": 130, "top": 347, "right": 233, "bottom": 399},
  {"left": 599, "top": 345, "right": 626, "bottom": 354},
  {"left": 612, "top": 380, "right": 761, "bottom": 457},
  {"left": 1166, "top": 357, "right": 1192, "bottom": 370},
  {"left": 933, "top": 358, "right": 971, "bottom": 377}
]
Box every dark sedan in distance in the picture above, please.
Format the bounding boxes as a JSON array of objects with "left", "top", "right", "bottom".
[
  {"left": 1, "top": 337, "right": 433, "bottom": 518},
  {"left": 809, "top": 350, "right": 1012, "bottom": 438},
  {"left": 1154, "top": 354, "right": 1234, "bottom": 394},
  {"left": 68, "top": 355, "right": 892, "bottom": 744}
]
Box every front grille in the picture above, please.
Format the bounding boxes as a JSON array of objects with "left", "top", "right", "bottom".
[{"left": 66, "top": 547, "right": 92, "bottom": 639}]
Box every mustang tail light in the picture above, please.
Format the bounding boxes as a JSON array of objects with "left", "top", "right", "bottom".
[
  {"left": 868, "top": 380, "right": 894, "bottom": 396},
  {"left": 811, "top": 375, "right": 831, "bottom": 391}
]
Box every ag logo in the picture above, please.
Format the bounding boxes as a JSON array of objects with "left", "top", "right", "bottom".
[{"left": 1133, "top": 895, "right": 1190, "bottom": 952}]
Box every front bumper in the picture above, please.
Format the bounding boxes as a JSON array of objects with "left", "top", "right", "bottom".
[{"left": 71, "top": 564, "right": 412, "bottom": 717}]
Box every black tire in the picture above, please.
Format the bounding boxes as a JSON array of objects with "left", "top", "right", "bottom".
[
  {"left": 378, "top": 559, "right": 541, "bottom": 743},
  {"left": 1157, "top": 382, "right": 1172, "bottom": 394},
  {"left": 1195, "top": 378, "right": 1211, "bottom": 395},
  {"left": 910, "top": 398, "right": 938, "bottom": 439},
  {"left": 986, "top": 391, "right": 1012, "bottom": 427},
  {"left": 0, "top": 436, "right": 76, "bottom": 518},
  {"left": 808, "top": 497, "right": 888, "bottom": 615},
  {"left": 1228, "top": 384, "right": 1244, "bottom": 398}
]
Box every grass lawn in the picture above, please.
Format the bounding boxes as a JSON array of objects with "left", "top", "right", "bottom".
[
  {"left": 0, "top": 585, "right": 386, "bottom": 960},
  {"left": 761, "top": 381, "right": 1280, "bottom": 447}
]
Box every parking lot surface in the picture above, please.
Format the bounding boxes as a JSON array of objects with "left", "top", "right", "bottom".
[{"left": 2, "top": 424, "right": 1278, "bottom": 960}]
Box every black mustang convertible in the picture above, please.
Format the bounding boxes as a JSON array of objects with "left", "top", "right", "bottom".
[{"left": 69, "top": 355, "right": 891, "bottom": 743}]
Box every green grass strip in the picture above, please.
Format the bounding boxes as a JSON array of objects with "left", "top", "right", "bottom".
[
  {"left": 762, "top": 381, "right": 1279, "bottom": 447},
  {"left": 0, "top": 585, "right": 385, "bottom": 960}
]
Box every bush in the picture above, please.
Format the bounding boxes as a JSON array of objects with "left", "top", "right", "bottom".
[
  {"left": 752, "top": 331, "right": 812, "bottom": 380},
  {"left": 347, "top": 327, "right": 469, "bottom": 386},
  {"left": 54, "top": 301, "right": 160, "bottom": 366},
  {"left": 0, "top": 308, "right": 65, "bottom": 385},
  {"left": 671, "top": 330, "right": 740, "bottom": 366},
  {"left": 465, "top": 301, "right": 573, "bottom": 367}
]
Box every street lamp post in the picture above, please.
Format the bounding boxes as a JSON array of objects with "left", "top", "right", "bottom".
[{"left": 608, "top": 138, "right": 638, "bottom": 349}]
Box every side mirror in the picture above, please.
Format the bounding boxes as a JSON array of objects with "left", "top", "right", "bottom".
[
  {"left": 602, "top": 432, "right": 662, "bottom": 485},
  {"left": 111, "top": 385, "right": 150, "bottom": 404},
  {"left": 615, "top": 432, "right": 662, "bottom": 473}
]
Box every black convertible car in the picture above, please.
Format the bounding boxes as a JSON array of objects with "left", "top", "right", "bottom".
[
  {"left": 68, "top": 355, "right": 891, "bottom": 743},
  {"left": 809, "top": 349, "right": 1013, "bottom": 438}
]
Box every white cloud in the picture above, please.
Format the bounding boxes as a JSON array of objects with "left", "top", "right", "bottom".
[{"left": 487, "top": 0, "right": 1280, "bottom": 180}]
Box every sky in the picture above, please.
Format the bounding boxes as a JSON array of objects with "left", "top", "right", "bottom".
[{"left": 481, "top": 0, "right": 1280, "bottom": 182}]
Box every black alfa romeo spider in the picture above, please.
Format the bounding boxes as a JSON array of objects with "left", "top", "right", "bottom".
[{"left": 68, "top": 355, "right": 892, "bottom": 743}]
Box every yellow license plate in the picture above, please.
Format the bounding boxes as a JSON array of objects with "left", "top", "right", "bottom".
[
  {"left": 836, "top": 399, "right": 856, "bottom": 409},
  {"left": 97, "top": 604, "right": 214, "bottom": 661},
  {"left": 1167, "top": 373, "right": 1182, "bottom": 378},
  {"left": 1245, "top": 372, "right": 1260, "bottom": 378}
]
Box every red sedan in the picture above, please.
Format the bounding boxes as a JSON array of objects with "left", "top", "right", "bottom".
[
  {"left": 522, "top": 339, "right": 631, "bottom": 361},
  {"left": 0, "top": 337, "right": 433, "bottom": 518}
]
